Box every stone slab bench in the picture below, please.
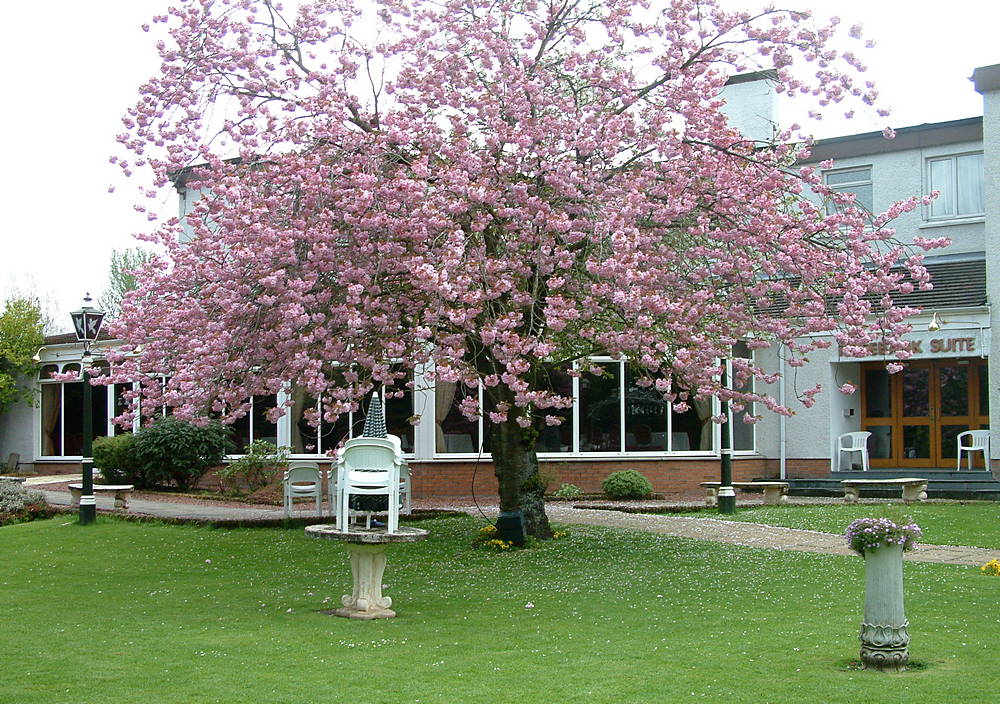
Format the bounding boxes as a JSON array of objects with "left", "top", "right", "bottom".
[
  {"left": 699, "top": 481, "right": 789, "bottom": 506},
  {"left": 841, "top": 478, "right": 928, "bottom": 503},
  {"left": 68, "top": 483, "right": 134, "bottom": 510},
  {"left": 0, "top": 476, "right": 27, "bottom": 484}
]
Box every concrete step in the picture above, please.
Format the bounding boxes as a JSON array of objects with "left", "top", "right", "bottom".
[
  {"left": 786, "top": 475, "right": 1000, "bottom": 501},
  {"left": 831, "top": 470, "right": 995, "bottom": 480}
]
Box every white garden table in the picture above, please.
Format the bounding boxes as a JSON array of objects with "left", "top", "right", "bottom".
[{"left": 305, "top": 524, "right": 428, "bottom": 619}]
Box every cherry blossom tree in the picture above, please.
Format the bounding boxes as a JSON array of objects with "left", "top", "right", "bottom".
[{"left": 109, "top": 0, "right": 944, "bottom": 537}]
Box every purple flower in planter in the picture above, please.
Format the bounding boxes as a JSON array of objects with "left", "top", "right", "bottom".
[{"left": 845, "top": 517, "right": 922, "bottom": 554}]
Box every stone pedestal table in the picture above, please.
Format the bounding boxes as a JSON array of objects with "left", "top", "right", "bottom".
[
  {"left": 860, "top": 543, "right": 909, "bottom": 671},
  {"left": 305, "top": 525, "right": 429, "bottom": 619}
]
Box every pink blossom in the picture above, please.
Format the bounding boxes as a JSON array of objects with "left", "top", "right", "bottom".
[{"left": 103, "top": 0, "right": 932, "bottom": 520}]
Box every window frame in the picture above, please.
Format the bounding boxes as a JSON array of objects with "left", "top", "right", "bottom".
[
  {"left": 431, "top": 357, "right": 736, "bottom": 459},
  {"left": 37, "top": 361, "right": 121, "bottom": 459},
  {"left": 823, "top": 165, "right": 874, "bottom": 216},
  {"left": 926, "top": 151, "right": 985, "bottom": 221}
]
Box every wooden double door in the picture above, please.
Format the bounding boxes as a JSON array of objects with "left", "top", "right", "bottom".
[{"left": 860, "top": 359, "right": 989, "bottom": 468}]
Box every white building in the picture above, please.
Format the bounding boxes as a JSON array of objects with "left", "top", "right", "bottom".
[{"left": 4, "top": 65, "right": 1000, "bottom": 495}]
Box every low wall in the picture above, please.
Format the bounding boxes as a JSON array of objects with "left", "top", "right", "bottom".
[
  {"left": 48, "top": 456, "right": 834, "bottom": 499},
  {"left": 408, "top": 458, "right": 782, "bottom": 499}
]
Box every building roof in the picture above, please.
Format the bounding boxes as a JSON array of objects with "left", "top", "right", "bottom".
[
  {"left": 42, "top": 330, "right": 117, "bottom": 346},
  {"left": 801, "top": 117, "right": 983, "bottom": 164},
  {"left": 893, "top": 255, "right": 987, "bottom": 311},
  {"left": 763, "top": 255, "right": 987, "bottom": 318}
]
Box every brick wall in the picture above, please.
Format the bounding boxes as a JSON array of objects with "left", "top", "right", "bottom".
[{"left": 408, "top": 457, "right": 799, "bottom": 499}]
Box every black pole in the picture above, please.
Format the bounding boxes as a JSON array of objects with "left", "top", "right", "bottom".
[
  {"left": 718, "top": 362, "right": 736, "bottom": 514},
  {"left": 79, "top": 348, "right": 96, "bottom": 525}
]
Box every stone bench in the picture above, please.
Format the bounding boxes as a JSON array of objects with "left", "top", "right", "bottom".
[
  {"left": 0, "top": 476, "right": 27, "bottom": 484},
  {"left": 841, "top": 478, "right": 928, "bottom": 504},
  {"left": 68, "top": 483, "right": 134, "bottom": 510},
  {"left": 699, "top": 481, "right": 789, "bottom": 506}
]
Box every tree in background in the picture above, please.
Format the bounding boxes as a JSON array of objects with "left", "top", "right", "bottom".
[
  {"left": 0, "top": 296, "right": 46, "bottom": 413},
  {"left": 109, "top": 0, "right": 943, "bottom": 537},
  {"left": 98, "top": 247, "right": 154, "bottom": 319}
]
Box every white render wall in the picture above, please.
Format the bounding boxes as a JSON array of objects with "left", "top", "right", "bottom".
[
  {"left": 0, "top": 380, "right": 38, "bottom": 472},
  {"left": 978, "top": 85, "right": 1000, "bottom": 460},
  {"left": 804, "top": 138, "right": 986, "bottom": 256}
]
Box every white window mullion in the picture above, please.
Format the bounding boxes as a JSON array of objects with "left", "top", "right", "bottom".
[
  {"left": 60, "top": 383, "right": 66, "bottom": 456},
  {"left": 618, "top": 361, "right": 625, "bottom": 453},
  {"left": 572, "top": 365, "right": 580, "bottom": 454}
]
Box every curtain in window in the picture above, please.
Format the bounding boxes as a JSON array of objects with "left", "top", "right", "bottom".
[
  {"left": 434, "top": 381, "right": 457, "bottom": 452},
  {"left": 41, "top": 385, "right": 61, "bottom": 455}
]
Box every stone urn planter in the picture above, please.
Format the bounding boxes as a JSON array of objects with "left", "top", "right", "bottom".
[{"left": 845, "top": 517, "right": 922, "bottom": 672}]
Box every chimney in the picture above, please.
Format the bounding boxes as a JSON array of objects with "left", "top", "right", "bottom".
[{"left": 718, "top": 70, "right": 779, "bottom": 143}]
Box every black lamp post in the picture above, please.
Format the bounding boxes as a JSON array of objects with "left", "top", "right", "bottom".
[{"left": 70, "top": 294, "right": 106, "bottom": 525}]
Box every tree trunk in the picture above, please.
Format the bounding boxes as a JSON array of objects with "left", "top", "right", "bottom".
[{"left": 489, "top": 418, "right": 553, "bottom": 539}]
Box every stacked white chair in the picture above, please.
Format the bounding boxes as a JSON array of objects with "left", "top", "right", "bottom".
[
  {"left": 335, "top": 437, "right": 402, "bottom": 533},
  {"left": 387, "top": 434, "right": 412, "bottom": 515}
]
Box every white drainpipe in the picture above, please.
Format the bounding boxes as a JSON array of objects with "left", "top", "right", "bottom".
[{"left": 779, "top": 353, "right": 787, "bottom": 480}]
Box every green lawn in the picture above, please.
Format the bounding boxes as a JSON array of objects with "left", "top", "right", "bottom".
[
  {"left": 2, "top": 515, "right": 999, "bottom": 703},
  {"left": 686, "top": 502, "right": 1000, "bottom": 550}
]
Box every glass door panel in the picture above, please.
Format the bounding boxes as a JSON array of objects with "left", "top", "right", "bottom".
[
  {"left": 901, "top": 425, "right": 931, "bottom": 460},
  {"left": 938, "top": 365, "right": 969, "bottom": 417},
  {"left": 901, "top": 367, "right": 929, "bottom": 417},
  {"left": 865, "top": 426, "right": 893, "bottom": 460},
  {"left": 897, "top": 364, "right": 935, "bottom": 467},
  {"left": 864, "top": 368, "right": 892, "bottom": 417},
  {"left": 940, "top": 424, "right": 970, "bottom": 467},
  {"left": 979, "top": 364, "right": 989, "bottom": 415}
]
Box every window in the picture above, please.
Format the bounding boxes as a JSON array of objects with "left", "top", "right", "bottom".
[
  {"left": 435, "top": 381, "right": 482, "bottom": 453},
  {"left": 289, "top": 384, "right": 413, "bottom": 455},
  {"left": 729, "top": 343, "right": 755, "bottom": 452},
  {"left": 824, "top": 167, "right": 873, "bottom": 214},
  {"left": 231, "top": 395, "right": 279, "bottom": 452},
  {"left": 428, "top": 359, "right": 725, "bottom": 456},
  {"left": 928, "top": 153, "right": 984, "bottom": 219},
  {"left": 38, "top": 362, "right": 111, "bottom": 457}
]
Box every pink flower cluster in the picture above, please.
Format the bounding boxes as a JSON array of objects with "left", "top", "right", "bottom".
[{"left": 105, "top": 0, "right": 941, "bottom": 433}]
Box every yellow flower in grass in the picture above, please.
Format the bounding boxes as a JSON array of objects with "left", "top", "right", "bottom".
[{"left": 981, "top": 559, "right": 1000, "bottom": 576}]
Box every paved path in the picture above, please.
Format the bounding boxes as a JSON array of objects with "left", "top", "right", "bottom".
[
  {"left": 541, "top": 504, "right": 999, "bottom": 566},
  {"left": 31, "top": 476, "right": 998, "bottom": 566}
]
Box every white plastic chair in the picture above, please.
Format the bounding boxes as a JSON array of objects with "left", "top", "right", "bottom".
[
  {"left": 335, "top": 437, "right": 402, "bottom": 533},
  {"left": 957, "top": 430, "right": 991, "bottom": 471},
  {"left": 283, "top": 462, "right": 323, "bottom": 517},
  {"left": 835, "top": 431, "right": 871, "bottom": 472},
  {"left": 387, "top": 434, "right": 412, "bottom": 515}
]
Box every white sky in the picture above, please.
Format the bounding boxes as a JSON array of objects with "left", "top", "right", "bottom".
[{"left": 2, "top": 0, "right": 998, "bottom": 331}]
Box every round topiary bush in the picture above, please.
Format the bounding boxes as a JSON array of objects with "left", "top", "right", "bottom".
[
  {"left": 93, "top": 433, "right": 140, "bottom": 485},
  {"left": 601, "top": 470, "right": 653, "bottom": 500}
]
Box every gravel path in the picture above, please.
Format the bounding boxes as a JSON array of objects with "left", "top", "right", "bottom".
[{"left": 31, "top": 475, "right": 999, "bottom": 566}]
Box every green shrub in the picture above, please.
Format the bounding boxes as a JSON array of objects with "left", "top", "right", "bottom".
[
  {"left": 552, "top": 482, "right": 584, "bottom": 499},
  {"left": 601, "top": 470, "right": 653, "bottom": 500},
  {"left": 0, "top": 480, "right": 46, "bottom": 515},
  {"left": 132, "top": 417, "right": 234, "bottom": 491},
  {"left": 93, "top": 433, "right": 141, "bottom": 484},
  {"left": 218, "top": 440, "right": 290, "bottom": 493}
]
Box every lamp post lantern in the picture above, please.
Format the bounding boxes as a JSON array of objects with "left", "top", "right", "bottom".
[{"left": 70, "top": 294, "right": 106, "bottom": 525}]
